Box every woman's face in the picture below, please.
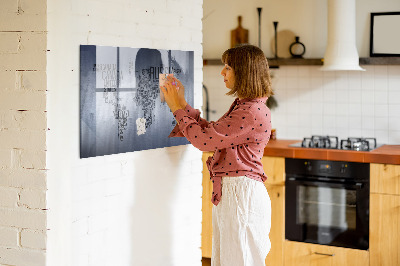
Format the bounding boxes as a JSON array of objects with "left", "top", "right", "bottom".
[{"left": 220, "top": 64, "right": 235, "bottom": 89}]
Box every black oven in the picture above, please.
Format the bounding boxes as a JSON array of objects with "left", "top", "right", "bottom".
[{"left": 285, "top": 158, "right": 369, "bottom": 250}]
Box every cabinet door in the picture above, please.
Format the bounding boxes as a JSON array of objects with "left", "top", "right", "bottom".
[
  {"left": 261, "top": 156, "right": 285, "bottom": 185},
  {"left": 370, "top": 193, "right": 400, "bottom": 266},
  {"left": 370, "top": 163, "right": 400, "bottom": 195},
  {"left": 264, "top": 184, "right": 284, "bottom": 266},
  {"left": 202, "top": 152, "right": 213, "bottom": 258},
  {"left": 284, "top": 241, "right": 369, "bottom": 266}
]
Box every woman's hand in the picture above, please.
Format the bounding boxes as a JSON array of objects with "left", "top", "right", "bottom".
[
  {"left": 161, "top": 76, "right": 184, "bottom": 113},
  {"left": 174, "top": 77, "right": 187, "bottom": 108}
]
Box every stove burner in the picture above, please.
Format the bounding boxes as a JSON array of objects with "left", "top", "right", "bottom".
[
  {"left": 301, "top": 135, "right": 339, "bottom": 149},
  {"left": 340, "top": 137, "right": 377, "bottom": 151},
  {"left": 295, "top": 136, "right": 378, "bottom": 151}
]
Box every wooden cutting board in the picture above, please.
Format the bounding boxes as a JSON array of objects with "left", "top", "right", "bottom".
[{"left": 231, "top": 16, "right": 249, "bottom": 48}]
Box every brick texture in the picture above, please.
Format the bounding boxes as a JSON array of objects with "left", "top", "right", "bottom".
[{"left": 0, "top": 0, "right": 47, "bottom": 265}]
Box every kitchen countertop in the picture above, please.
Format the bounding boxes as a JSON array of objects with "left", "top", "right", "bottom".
[{"left": 263, "top": 139, "right": 400, "bottom": 165}]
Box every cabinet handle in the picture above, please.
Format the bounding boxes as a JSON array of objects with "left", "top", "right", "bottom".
[{"left": 314, "top": 252, "right": 335, "bottom": 257}]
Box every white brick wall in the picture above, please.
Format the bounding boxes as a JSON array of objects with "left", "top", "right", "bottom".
[
  {"left": 46, "top": 1, "right": 203, "bottom": 266},
  {"left": 0, "top": 0, "right": 48, "bottom": 265}
]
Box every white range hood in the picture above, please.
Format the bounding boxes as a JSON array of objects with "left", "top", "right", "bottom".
[{"left": 320, "top": 0, "right": 365, "bottom": 71}]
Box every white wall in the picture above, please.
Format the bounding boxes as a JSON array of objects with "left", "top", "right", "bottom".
[
  {"left": 203, "top": 0, "right": 400, "bottom": 58},
  {"left": 46, "top": 0, "right": 203, "bottom": 266},
  {"left": 203, "top": 0, "right": 400, "bottom": 145},
  {"left": 0, "top": 0, "right": 48, "bottom": 265}
]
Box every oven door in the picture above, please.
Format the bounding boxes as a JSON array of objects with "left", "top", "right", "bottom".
[{"left": 285, "top": 177, "right": 369, "bottom": 250}]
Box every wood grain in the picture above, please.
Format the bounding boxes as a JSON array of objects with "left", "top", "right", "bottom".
[
  {"left": 264, "top": 184, "right": 285, "bottom": 266},
  {"left": 370, "top": 163, "right": 400, "bottom": 195},
  {"left": 284, "top": 241, "right": 369, "bottom": 266},
  {"left": 201, "top": 152, "right": 213, "bottom": 258},
  {"left": 370, "top": 193, "right": 400, "bottom": 266}
]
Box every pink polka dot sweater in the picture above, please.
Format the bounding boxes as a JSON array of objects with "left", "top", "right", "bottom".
[{"left": 169, "top": 97, "right": 272, "bottom": 206}]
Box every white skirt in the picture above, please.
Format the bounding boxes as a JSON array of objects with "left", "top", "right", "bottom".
[{"left": 212, "top": 176, "right": 271, "bottom": 266}]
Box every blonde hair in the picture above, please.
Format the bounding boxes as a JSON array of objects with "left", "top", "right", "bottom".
[{"left": 221, "top": 44, "right": 273, "bottom": 99}]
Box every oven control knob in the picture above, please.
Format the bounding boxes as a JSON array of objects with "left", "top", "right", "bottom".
[
  {"left": 304, "top": 161, "right": 312, "bottom": 171},
  {"left": 340, "top": 164, "right": 347, "bottom": 174}
]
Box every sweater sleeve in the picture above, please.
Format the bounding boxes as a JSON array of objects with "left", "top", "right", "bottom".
[
  {"left": 172, "top": 106, "right": 257, "bottom": 152},
  {"left": 168, "top": 104, "right": 211, "bottom": 137}
]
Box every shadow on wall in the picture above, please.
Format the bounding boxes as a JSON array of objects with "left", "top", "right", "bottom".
[{"left": 129, "top": 147, "right": 186, "bottom": 265}]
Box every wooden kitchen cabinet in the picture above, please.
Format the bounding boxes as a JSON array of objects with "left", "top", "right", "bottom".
[
  {"left": 370, "top": 163, "right": 400, "bottom": 195},
  {"left": 370, "top": 163, "right": 400, "bottom": 266},
  {"left": 284, "top": 241, "right": 369, "bottom": 266},
  {"left": 264, "top": 184, "right": 285, "bottom": 266},
  {"left": 261, "top": 156, "right": 285, "bottom": 266},
  {"left": 202, "top": 152, "right": 213, "bottom": 258},
  {"left": 370, "top": 193, "right": 400, "bottom": 266},
  {"left": 201, "top": 154, "right": 286, "bottom": 266}
]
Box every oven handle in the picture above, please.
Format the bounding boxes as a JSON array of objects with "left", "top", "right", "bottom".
[
  {"left": 314, "top": 252, "right": 335, "bottom": 257},
  {"left": 286, "top": 177, "right": 364, "bottom": 189}
]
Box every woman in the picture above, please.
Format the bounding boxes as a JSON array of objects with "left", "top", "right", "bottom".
[{"left": 161, "top": 44, "right": 273, "bottom": 266}]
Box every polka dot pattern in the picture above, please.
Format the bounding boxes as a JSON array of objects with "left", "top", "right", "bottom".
[{"left": 169, "top": 97, "right": 272, "bottom": 206}]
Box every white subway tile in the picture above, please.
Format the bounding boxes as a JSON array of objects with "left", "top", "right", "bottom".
[
  {"left": 298, "top": 77, "right": 311, "bottom": 89},
  {"left": 336, "top": 115, "right": 348, "bottom": 129},
  {"left": 336, "top": 103, "right": 349, "bottom": 116},
  {"left": 361, "top": 90, "right": 375, "bottom": 104},
  {"left": 335, "top": 72, "right": 349, "bottom": 90},
  {"left": 322, "top": 115, "right": 336, "bottom": 129},
  {"left": 388, "top": 117, "right": 400, "bottom": 131},
  {"left": 388, "top": 75, "right": 400, "bottom": 91},
  {"left": 361, "top": 129, "right": 375, "bottom": 138},
  {"left": 374, "top": 117, "right": 389, "bottom": 131},
  {"left": 298, "top": 67, "right": 311, "bottom": 78},
  {"left": 375, "top": 104, "right": 389, "bottom": 117},
  {"left": 374, "top": 130, "right": 389, "bottom": 144},
  {"left": 348, "top": 116, "right": 362, "bottom": 129},
  {"left": 388, "top": 104, "right": 400, "bottom": 117},
  {"left": 286, "top": 77, "right": 299, "bottom": 89},
  {"left": 285, "top": 66, "right": 298, "bottom": 77},
  {"left": 388, "top": 131, "right": 400, "bottom": 143},
  {"left": 323, "top": 103, "right": 336, "bottom": 116},
  {"left": 322, "top": 70, "right": 335, "bottom": 78},
  {"left": 323, "top": 86, "right": 336, "bottom": 103},
  {"left": 388, "top": 91, "right": 400, "bottom": 104},
  {"left": 348, "top": 90, "right": 362, "bottom": 104},
  {"left": 374, "top": 65, "right": 388, "bottom": 77},
  {"left": 348, "top": 71, "right": 362, "bottom": 90},
  {"left": 374, "top": 90, "right": 388, "bottom": 104},
  {"left": 388, "top": 65, "right": 400, "bottom": 76},
  {"left": 362, "top": 116, "right": 375, "bottom": 130},
  {"left": 374, "top": 77, "right": 388, "bottom": 92},
  {"left": 361, "top": 103, "right": 375, "bottom": 117},
  {"left": 349, "top": 128, "right": 362, "bottom": 137}
]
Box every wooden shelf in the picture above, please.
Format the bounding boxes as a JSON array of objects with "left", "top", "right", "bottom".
[
  {"left": 203, "top": 57, "right": 400, "bottom": 67},
  {"left": 359, "top": 57, "right": 400, "bottom": 65},
  {"left": 203, "top": 58, "right": 323, "bottom": 67},
  {"left": 268, "top": 58, "right": 322, "bottom": 67}
]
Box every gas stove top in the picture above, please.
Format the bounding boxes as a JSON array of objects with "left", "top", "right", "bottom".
[{"left": 289, "top": 135, "right": 382, "bottom": 151}]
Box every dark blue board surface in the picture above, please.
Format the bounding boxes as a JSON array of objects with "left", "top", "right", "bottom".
[{"left": 80, "top": 45, "right": 194, "bottom": 158}]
